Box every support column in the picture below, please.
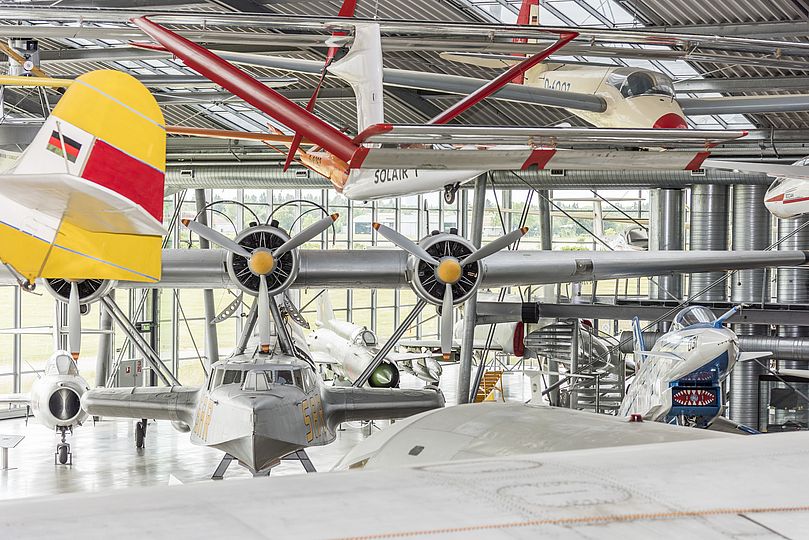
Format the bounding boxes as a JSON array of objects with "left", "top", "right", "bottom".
[
  {"left": 730, "top": 185, "right": 770, "bottom": 429},
  {"left": 649, "top": 188, "right": 683, "bottom": 301},
  {"left": 457, "top": 174, "right": 486, "bottom": 405},
  {"left": 776, "top": 216, "right": 809, "bottom": 427},
  {"left": 689, "top": 184, "right": 729, "bottom": 301},
  {"left": 95, "top": 290, "right": 114, "bottom": 388},
  {"left": 537, "top": 190, "right": 552, "bottom": 251},
  {"left": 568, "top": 318, "right": 579, "bottom": 409},
  {"left": 12, "top": 286, "right": 20, "bottom": 393},
  {"left": 195, "top": 189, "right": 219, "bottom": 370},
  {"left": 537, "top": 189, "right": 557, "bottom": 404}
]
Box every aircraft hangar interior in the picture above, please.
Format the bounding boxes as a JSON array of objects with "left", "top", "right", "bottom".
[{"left": 2, "top": 0, "right": 809, "bottom": 537}]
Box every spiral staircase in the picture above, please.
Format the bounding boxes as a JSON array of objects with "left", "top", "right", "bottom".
[{"left": 524, "top": 320, "right": 626, "bottom": 414}]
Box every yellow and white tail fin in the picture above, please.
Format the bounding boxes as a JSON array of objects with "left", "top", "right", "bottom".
[{"left": 0, "top": 69, "right": 166, "bottom": 283}]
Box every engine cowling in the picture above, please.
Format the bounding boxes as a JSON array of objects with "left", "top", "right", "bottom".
[
  {"left": 368, "top": 361, "right": 400, "bottom": 388},
  {"left": 42, "top": 278, "right": 115, "bottom": 305},
  {"left": 226, "top": 224, "right": 299, "bottom": 296},
  {"left": 406, "top": 232, "right": 482, "bottom": 306}
]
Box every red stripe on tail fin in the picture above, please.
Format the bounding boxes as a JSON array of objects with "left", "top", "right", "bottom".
[
  {"left": 327, "top": 0, "right": 357, "bottom": 60},
  {"left": 517, "top": 0, "right": 539, "bottom": 26},
  {"left": 81, "top": 139, "right": 165, "bottom": 223}
]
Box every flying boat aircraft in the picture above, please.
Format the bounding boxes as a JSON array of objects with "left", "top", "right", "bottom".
[{"left": 81, "top": 216, "right": 444, "bottom": 475}]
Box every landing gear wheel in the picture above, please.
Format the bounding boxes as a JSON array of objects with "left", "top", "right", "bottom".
[
  {"left": 57, "top": 444, "right": 69, "bottom": 465},
  {"left": 135, "top": 420, "right": 147, "bottom": 449},
  {"left": 54, "top": 426, "right": 72, "bottom": 465},
  {"left": 443, "top": 183, "right": 459, "bottom": 205}
]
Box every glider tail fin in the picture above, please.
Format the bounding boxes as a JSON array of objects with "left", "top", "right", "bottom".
[
  {"left": 327, "top": 23, "right": 385, "bottom": 133},
  {"left": 316, "top": 292, "right": 336, "bottom": 330},
  {"left": 513, "top": 0, "right": 548, "bottom": 82},
  {"left": 516, "top": 0, "right": 539, "bottom": 26}
]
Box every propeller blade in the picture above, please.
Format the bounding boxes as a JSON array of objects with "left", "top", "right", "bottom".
[
  {"left": 274, "top": 213, "right": 339, "bottom": 258},
  {"left": 182, "top": 218, "right": 252, "bottom": 258},
  {"left": 460, "top": 227, "right": 528, "bottom": 266},
  {"left": 440, "top": 284, "right": 454, "bottom": 360},
  {"left": 372, "top": 223, "right": 438, "bottom": 266},
  {"left": 68, "top": 281, "right": 81, "bottom": 361},
  {"left": 258, "top": 275, "right": 271, "bottom": 354}
]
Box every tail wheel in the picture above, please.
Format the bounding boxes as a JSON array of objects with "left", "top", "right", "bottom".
[
  {"left": 57, "top": 445, "right": 69, "bottom": 465},
  {"left": 135, "top": 420, "right": 146, "bottom": 449},
  {"left": 443, "top": 183, "right": 459, "bottom": 205}
]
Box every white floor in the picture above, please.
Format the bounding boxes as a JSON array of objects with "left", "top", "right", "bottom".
[{"left": 0, "top": 364, "right": 533, "bottom": 501}]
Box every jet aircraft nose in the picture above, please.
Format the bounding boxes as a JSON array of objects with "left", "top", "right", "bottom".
[{"left": 653, "top": 113, "right": 688, "bottom": 129}]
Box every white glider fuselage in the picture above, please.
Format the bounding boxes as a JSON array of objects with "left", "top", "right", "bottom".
[
  {"left": 764, "top": 158, "right": 809, "bottom": 218},
  {"left": 529, "top": 64, "right": 687, "bottom": 129},
  {"left": 343, "top": 168, "right": 481, "bottom": 200}
]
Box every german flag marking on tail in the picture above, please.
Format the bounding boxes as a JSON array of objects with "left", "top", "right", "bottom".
[{"left": 46, "top": 131, "right": 82, "bottom": 163}]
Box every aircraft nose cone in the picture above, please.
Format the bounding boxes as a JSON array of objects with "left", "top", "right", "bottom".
[
  {"left": 436, "top": 258, "right": 462, "bottom": 284},
  {"left": 653, "top": 113, "right": 687, "bottom": 129},
  {"left": 231, "top": 393, "right": 283, "bottom": 413},
  {"left": 248, "top": 249, "right": 275, "bottom": 275},
  {"left": 764, "top": 192, "right": 795, "bottom": 218}
]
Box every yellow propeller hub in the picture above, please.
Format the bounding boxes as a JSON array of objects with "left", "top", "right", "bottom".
[
  {"left": 436, "top": 258, "right": 462, "bottom": 284},
  {"left": 248, "top": 250, "right": 275, "bottom": 275}
]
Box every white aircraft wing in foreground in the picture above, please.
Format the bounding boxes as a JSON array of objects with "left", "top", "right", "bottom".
[{"left": 1, "top": 430, "right": 807, "bottom": 538}]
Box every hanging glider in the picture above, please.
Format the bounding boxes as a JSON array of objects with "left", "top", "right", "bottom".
[{"left": 131, "top": 17, "right": 745, "bottom": 202}]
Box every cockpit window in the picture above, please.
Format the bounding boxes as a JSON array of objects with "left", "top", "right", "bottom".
[
  {"left": 274, "top": 369, "right": 292, "bottom": 385},
  {"left": 361, "top": 330, "right": 377, "bottom": 347},
  {"left": 222, "top": 370, "right": 245, "bottom": 385},
  {"left": 769, "top": 177, "right": 787, "bottom": 191},
  {"left": 606, "top": 68, "right": 675, "bottom": 98},
  {"left": 46, "top": 354, "right": 79, "bottom": 376},
  {"left": 672, "top": 306, "right": 715, "bottom": 330},
  {"left": 217, "top": 366, "right": 308, "bottom": 391},
  {"left": 242, "top": 370, "right": 272, "bottom": 391},
  {"left": 303, "top": 370, "right": 317, "bottom": 392}
]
